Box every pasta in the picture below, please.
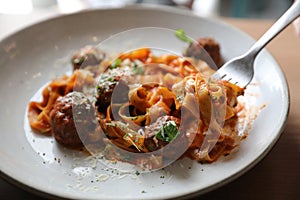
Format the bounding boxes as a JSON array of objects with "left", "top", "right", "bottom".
[{"left": 28, "top": 40, "right": 246, "bottom": 168}]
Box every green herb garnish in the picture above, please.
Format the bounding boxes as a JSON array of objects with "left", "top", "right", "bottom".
[
  {"left": 95, "top": 85, "right": 104, "bottom": 93},
  {"left": 72, "top": 56, "right": 85, "bottom": 65},
  {"left": 110, "top": 58, "right": 122, "bottom": 69},
  {"left": 156, "top": 121, "right": 179, "bottom": 142},
  {"left": 175, "top": 29, "right": 193, "bottom": 44},
  {"left": 200, "top": 160, "right": 207, "bottom": 164},
  {"left": 132, "top": 62, "right": 144, "bottom": 75}
]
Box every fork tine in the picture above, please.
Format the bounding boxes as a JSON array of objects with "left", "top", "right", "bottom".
[
  {"left": 212, "top": 0, "right": 300, "bottom": 88},
  {"left": 220, "top": 74, "right": 227, "bottom": 79},
  {"left": 211, "top": 70, "right": 245, "bottom": 88},
  {"left": 210, "top": 55, "right": 254, "bottom": 88}
]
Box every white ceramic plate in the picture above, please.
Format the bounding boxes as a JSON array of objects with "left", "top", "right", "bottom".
[{"left": 0, "top": 5, "right": 289, "bottom": 200}]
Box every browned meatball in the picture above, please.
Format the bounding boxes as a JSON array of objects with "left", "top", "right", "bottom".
[
  {"left": 95, "top": 74, "right": 130, "bottom": 113},
  {"left": 95, "top": 74, "right": 120, "bottom": 113},
  {"left": 185, "top": 37, "right": 223, "bottom": 67},
  {"left": 50, "top": 91, "right": 97, "bottom": 148},
  {"left": 71, "top": 46, "right": 105, "bottom": 71}
]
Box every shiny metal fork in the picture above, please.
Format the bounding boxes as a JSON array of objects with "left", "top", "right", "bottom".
[{"left": 211, "top": 1, "right": 300, "bottom": 88}]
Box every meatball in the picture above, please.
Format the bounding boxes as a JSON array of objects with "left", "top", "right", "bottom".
[
  {"left": 185, "top": 37, "right": 223, "bottom": 67},
  {"left": 95, "top": 75, "right": 129, "bottom": 113},
  {"left": 144, "top": 116, "right": 181, "bottom": 151},
  {"left": 95, "top": 75, "right": 120, "bottom": 113},
  {"left": 50, "top": 91, "right": 97, "bottom": 148},
  {"left": 71, "top": 46, "right": 105, "bottom": 71}
]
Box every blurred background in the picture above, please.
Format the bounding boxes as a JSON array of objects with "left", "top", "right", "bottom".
[
  {"left": 0, "top": 0, "right": 293, "bottom": 18},
  {"left": 0, "top": 0, "right": 296, "bottom": 40}
]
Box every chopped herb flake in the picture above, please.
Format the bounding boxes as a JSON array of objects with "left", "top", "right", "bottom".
[
  {"left": 132, "top": 62, "right": 144, "bottom": 75},
  {"left": 200, "top": 160, "right": 207, "bottom": 164},
  {"left": 72, "top": 56, "right": 85, "bottom": 65},
  {"left": 110, "top": 58, "right": 122, "bottom": 69}
]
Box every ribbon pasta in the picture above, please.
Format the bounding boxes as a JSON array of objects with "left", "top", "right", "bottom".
[{"left": 28, "top": 46, "right": 245, "bottom": 165}]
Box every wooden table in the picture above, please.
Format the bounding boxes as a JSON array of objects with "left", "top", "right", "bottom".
[{"left": 1, "top": 17, "right": 299, "bottom": 200}]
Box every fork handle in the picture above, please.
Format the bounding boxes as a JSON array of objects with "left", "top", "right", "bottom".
[{"left": 247, "top": 1, "right": 300, "bottom": 57}]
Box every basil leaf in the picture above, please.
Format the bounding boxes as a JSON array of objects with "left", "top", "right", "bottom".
[
  {"left": 175, "top": 29, "right": 194, "bottom": 44},
  {"left": 156, "top": 121, "right": 179, "bottom": 142}
]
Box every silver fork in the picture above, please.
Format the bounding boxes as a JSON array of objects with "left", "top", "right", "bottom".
[{"left": 211, "top": 1, "right": 300, "bottom": 88}]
